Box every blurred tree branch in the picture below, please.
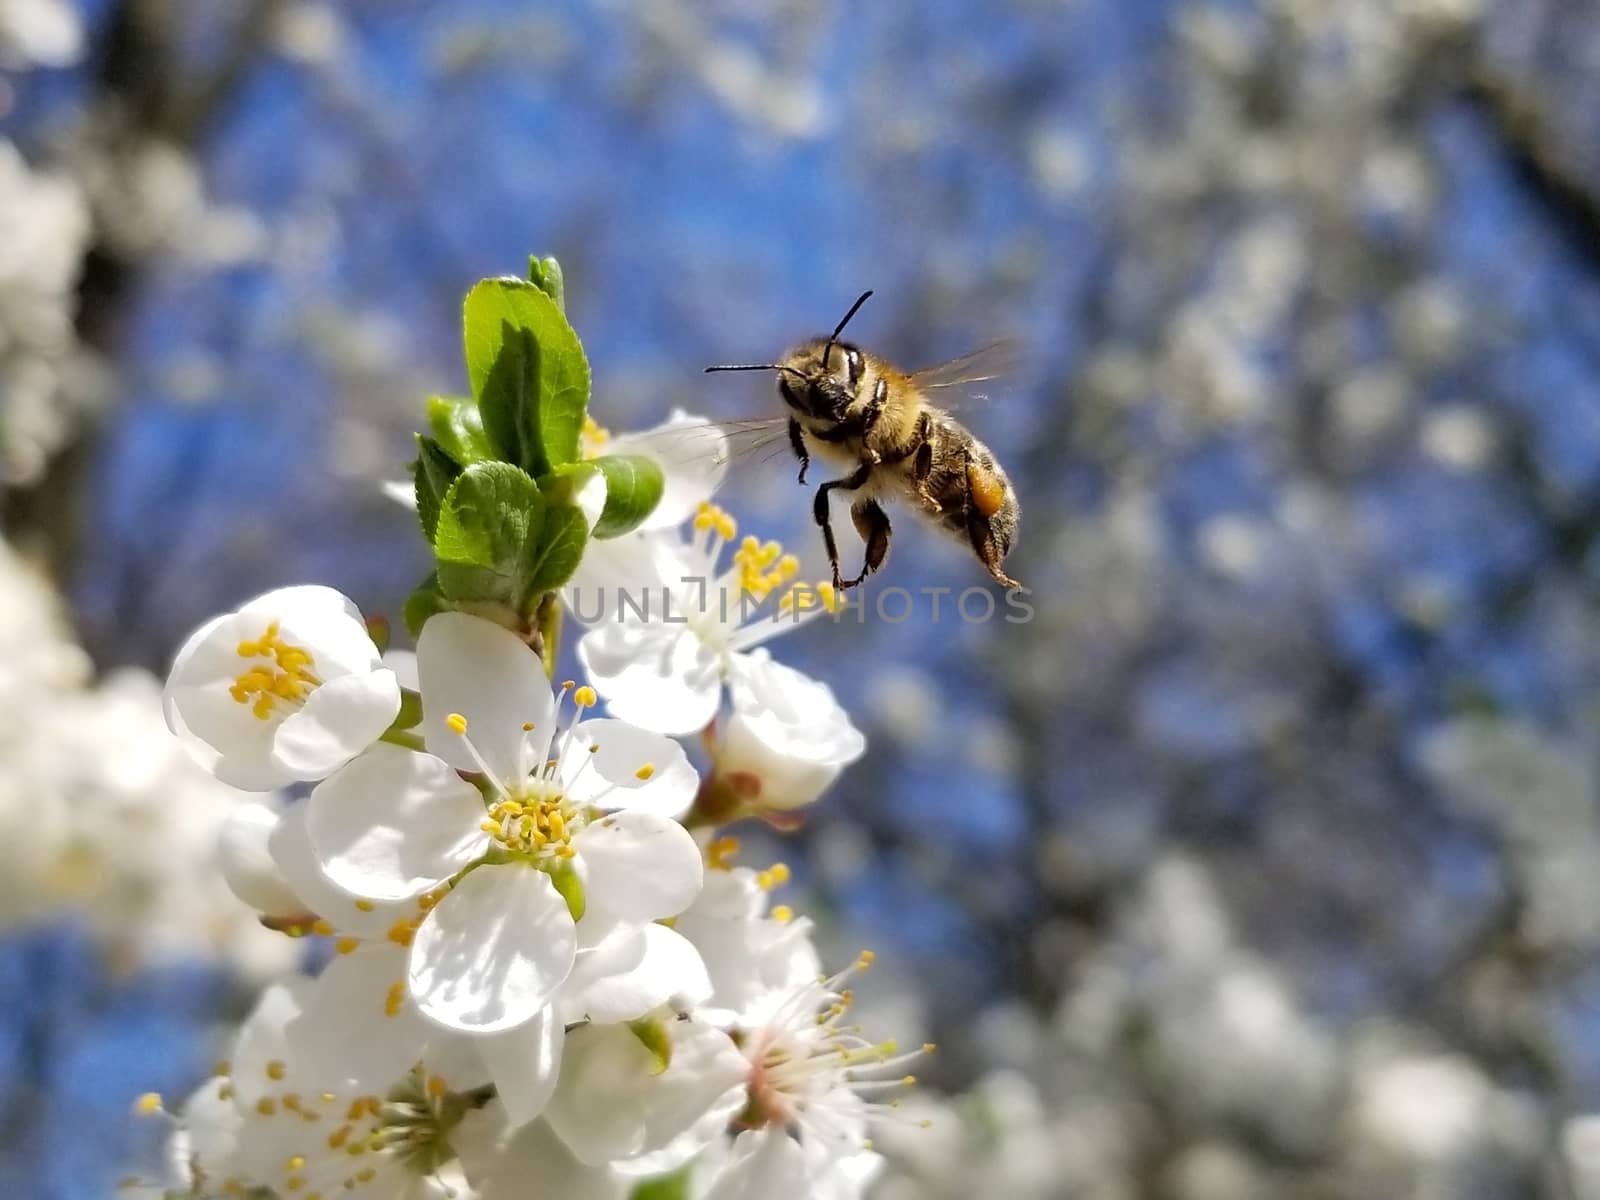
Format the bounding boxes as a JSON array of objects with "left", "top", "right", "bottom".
[{"left": 1, "top": 0, "right": 288, "bottom": 592}]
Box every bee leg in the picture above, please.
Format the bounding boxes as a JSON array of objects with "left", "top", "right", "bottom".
[
  {"left": 788, "top": 417, "right": 811, "bottom": 485},
  {"left": 963, "top": 449, "right": 1022, "bottom": 589},
  {"left": 913, "top": 437, "right": 937, "bottom": 506},
  {"left": 813, "top": 463, "right": 872, "bottom": 590},
  {"left": 844, "top": 498, "right": 891, "bottom": 587}
]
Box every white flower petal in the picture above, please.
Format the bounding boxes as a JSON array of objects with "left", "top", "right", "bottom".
[
  {"left": 605, "top": 410, "right": 731, "bottom": 531},
  {"left": 216, "top": 802, "right": 303, "bottom": 916},
  {"left": 417, "top": 612, "right": 554, "bottom": 779},
  {"left": 479, "top": 1005, "right": 564, "bottom": 1126},
  {"left": 382, "top": 648, "right": 419, "bottom": 691},
  {"left": 702, "top": 1128, "right": 811, "bottom": 1200},
  {"left": 573, "top": 809, "right": 703, "bottom": 923},
  {"left": 409, "top": 864, "right": 576, "bottom": 1033},
  {"left": 307, "top": 743, "right": 489, "bottom": 901},
  {"left": 382, "top": 478, "right": 418, "bottom": 509},
  {"left": 289, "top": 946, "right": 431, "bottom": 1093},
  {"left": 561, "top": 924, "right": 712, "bottom": 1025},
  {"left": 180, "top": 1076, "right": 242, "bottom": 1179},
  {"left": 721, "top": 651, "right": 864, "bottom": 811},
  {"left": 458, "top": 1110, "right": 628, "bottom": 1200},
  {"left": 271, "top": 668, "right": 401, "bottom": 780},
  {"left": 548, "top": 1020, "right": 746, "bottom": 1167},
  {"left": 229, "top": 978, "right": 313, "bottom": 1108},
  {"left": 577, "top": 623, "right": 721, "bottom": 736},
  {"left": 267, "top": 804, "right": 410, "bottom": 936},
  {"left": 245, "top": 585, "right": 379, "bottom": 679},
  {"left": 559, "top": 718, "right": 698, "bottom": 819}
]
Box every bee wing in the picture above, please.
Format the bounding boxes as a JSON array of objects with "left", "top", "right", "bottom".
[
  {"left": 616, "top": 414, "right": 796, "bottom": 474},
  {"left": 907, "top": 339, "right": 1021, "bottom": 391}
]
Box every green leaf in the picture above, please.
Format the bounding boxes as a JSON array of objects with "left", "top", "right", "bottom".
[
  {"left": 433, "top": 462, "right": 547, "bottom": 606},
  {"left": 463, "top": 277, "right": 590, "bottom": 474},
  {"left": 427, "top": 395, "right": 493, "bottom": 464},
  {"left": 413, "top": 435, "right": 462, "bottom": 542},
  {"left": 527, "top": 255, "right": 565, "bottom": 312},
  {"left": 628, "top": 1168, "right": 691, "bottom": 1200},
  {"left": 587, "top": 454, "right": 665, "bottom": 539},
  {"left": 479, "top": 322, "right": 542, "bottom": 472},
  {"left": 626, "top": 1017, "right": 672, "bottom": 1076},
  {"left": 523, "top": 503, "right": 588, "bottom": 598},
  {"left": 403, "top": 574, "right": 448, "bottom": 639}
]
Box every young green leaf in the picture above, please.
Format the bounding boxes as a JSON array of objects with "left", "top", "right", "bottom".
[
  {"left": 586, "top": 453, "right": 665, "bottom": 539},
  {"left": 427, "top": 395, "right": 494, "bottom": 465},
  {"left": 433, "top": 462, "right": 547, "bottom": 605},
  {"left": 480, "top": 323, "right": 542, "bottom": 470},
  {"left": 527, "top": 255, "right": 565, "bottom": 312},
  {"left": 522, "top": 502, "right": 589, "bottom": 599},
  {"left": 403, "top": 574, "right": 448, "bottom": 639},
  {"left": 463, "top": 278, "right": 590, "bottom": 475},
  {"left": 413, "top": 435, "right": 462, "bottom": 542}
]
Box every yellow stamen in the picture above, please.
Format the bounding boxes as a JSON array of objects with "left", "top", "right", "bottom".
[
  {"left": 354, "top": 899, "right": 374, "bottom": 912},
  {"left": 266, "top": 1059, "right": 287, "bottom": 1081},
  {"left": 771, "top": 905, "right": 794, "bottom": 923},
  {"left": 708, "top": 835, "right": 741, "bottom": 870},
  {"left": 229, "top": 620, "right": 321, "bottom": 719},
  {"left": 133, "top": 1092, "right": 163, "bottom": 1116},
  {"left": 445, "top": 712, "right": 468, "bottom": 735},
  {"left": 573, "top": 685, "right": 597, "bottom": 709},
  {"left": 635, "top": 763, "right": 655, "bottom": 781}
]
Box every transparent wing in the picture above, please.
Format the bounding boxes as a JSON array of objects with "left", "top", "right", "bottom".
[{"left": 906, "top": 339, "right": 1021, "bottom": 391}]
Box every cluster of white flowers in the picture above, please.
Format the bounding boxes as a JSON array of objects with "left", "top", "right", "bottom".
[
  {"left": 0, "top": 532, "right": 300, "bottom": 979},
  {"left": 146, "top": 415, "right": 920, "bottom": 1199}
]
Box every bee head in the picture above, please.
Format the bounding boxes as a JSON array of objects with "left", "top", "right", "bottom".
[
  {"left": 775, "top": 338, "right": 864, "bottom": 421},
  {"left": 703, "top": 290, "right": 875, "bottom": 425}
]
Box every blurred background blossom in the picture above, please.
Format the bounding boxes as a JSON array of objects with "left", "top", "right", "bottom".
[{"left": 4, "top": 0, "right": 1600, "bottom": 1195}]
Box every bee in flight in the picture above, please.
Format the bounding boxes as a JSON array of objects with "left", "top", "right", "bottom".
[{"left": 704, "top": 291, "right": 1022, "bottom": 591}]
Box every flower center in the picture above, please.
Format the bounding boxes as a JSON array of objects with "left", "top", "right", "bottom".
[
  {"left": 222, "top": 1065, "right": 467, "bottom": 1197},
  {"left": 580, "top": 414, "right": 610, "bottom": 459},
  {"left": 738, "top": 951, "right": 928, "bottom": 1137},
  {"left": 230, "top": 621, "right": 321, "bottom": 720},
  {"left": 448, "top": 684, "right": 607, "bottom": 865},
  {"left": 483, "top": 779, "right": 579, "bottom": 860},
  {"left": 690, "top": 502, "right": 838, "bottom": 626}
]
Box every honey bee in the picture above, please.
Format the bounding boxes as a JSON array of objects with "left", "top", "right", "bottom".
[{"left": 704, "top": 291, "right": 1022, "bottom": 591}]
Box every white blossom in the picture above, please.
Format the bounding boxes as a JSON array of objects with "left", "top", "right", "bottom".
[
  {"left": 163, "top": 584, "right": 401, "bottom": 790},
  {"left": 576, "top": 502, "right": 839, "bottom": 735},
  {"left": 303, "top": 612, "right": 703, "bottom": 1037}
]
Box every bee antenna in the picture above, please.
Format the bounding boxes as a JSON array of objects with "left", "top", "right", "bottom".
[
  {"left": 704, "top": 363, "right": 806, "bottom": 378},
  {"left": 823, "top": 289, "right": 874, "bottom": 369}
]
